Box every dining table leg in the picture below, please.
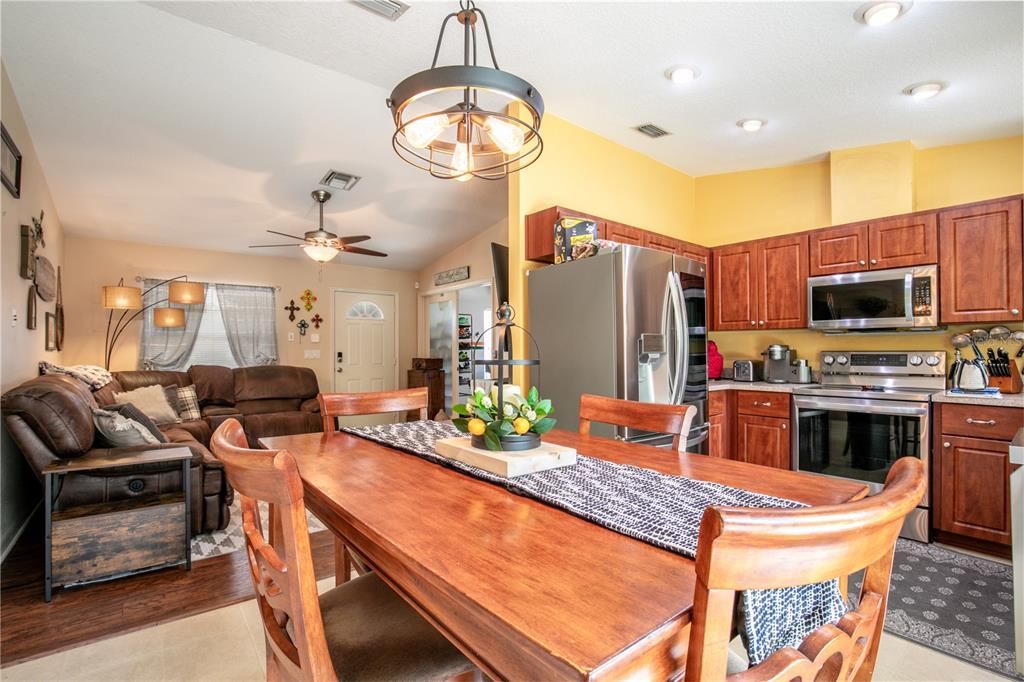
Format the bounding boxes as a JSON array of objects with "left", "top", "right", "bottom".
[{"left": 334, "top": 536, "right": 352, "bottom": 586}]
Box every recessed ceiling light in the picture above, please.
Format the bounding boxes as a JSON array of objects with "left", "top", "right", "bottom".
[
  {"left": 855, "top": 1, "right": 911, "bottom": 26},
  {"left": 665, "top": 65, "right": 700, "bottom": 84},
  {"left": 737, "top": 119, "right": 765, "bottom": 132},
  {"left": 904, "top": 82, "right": 944, "bottom": 100}
]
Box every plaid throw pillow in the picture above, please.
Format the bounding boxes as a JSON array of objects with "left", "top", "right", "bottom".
[{"left": 176, "top": 385, "right": 202, "bottom": 421}]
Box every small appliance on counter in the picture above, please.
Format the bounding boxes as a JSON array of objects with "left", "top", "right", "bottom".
[
  {"left": 788, "top": 358, "right": 812, "bottom": 384},
  {"left": 708, "top": 340, "right": 724, "bottom": 380},
  {"left": 949, "top": 331, "right": 990, "bottom": 392},
  {"left": 732, "top": 359, "right": 762, "bottom": 382},
  {"left": 762, "top": 344, "right": 794, "bottom": 383}
]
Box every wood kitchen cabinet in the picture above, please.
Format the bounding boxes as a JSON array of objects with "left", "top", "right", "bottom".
[
  {"left": 938, "top": 198, "right": 1023, "bottom": 323},
  {"left": 934, "top": 403, "right": 1024, "bottom": 552},
  {"left": 707, "top": 390, "right": 729, "bottom": 459},
  {"left": 712, "top": 236, "right": 807, "bottom": 330},
  {"left": 732, "top": 391, "right": 791, "bottom": 469},
  {"left": 642, "top": 232, "right": 711, "bottom": 264},
  {"left": 809, "top": 213, "right": 938, "bottom": 275},
  {"left": 604, "top": 221, "right": 644, "bottom": 246},
  {"left": 524, "top": 206, "right": 605, "bottom": 263}
]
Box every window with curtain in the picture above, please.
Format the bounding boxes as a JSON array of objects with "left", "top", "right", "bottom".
[{"left": 140, "top": 280, "right": 278, "bottom": 370}]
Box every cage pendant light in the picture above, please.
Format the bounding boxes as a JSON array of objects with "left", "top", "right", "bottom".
[{"left": 387, "top": 0, "right": 544, "bottom": 181}]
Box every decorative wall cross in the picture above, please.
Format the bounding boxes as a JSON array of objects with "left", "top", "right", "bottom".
[
  {"left": 310, "top": 314, "right": 323, "bottom": 329},
  {"left": 297, "top": 319, "right": 310, "bottom": 336},
  {"left": 283, "top": 300, "right": 300, "bottom": 322},
  {"left": 300, "top": 289, "right": 317, "bottom": 311}
]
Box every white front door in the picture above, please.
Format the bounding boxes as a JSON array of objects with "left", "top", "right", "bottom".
[{"left": 333, "top": 290, "right": 397, "bottom": 425}]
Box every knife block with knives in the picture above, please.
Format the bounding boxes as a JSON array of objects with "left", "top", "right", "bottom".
[{"left": 988, "top": 364, "right": 1023, "bottom": 394}]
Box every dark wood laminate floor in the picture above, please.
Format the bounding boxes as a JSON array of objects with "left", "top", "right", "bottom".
[{"left": 0, "top": 515, "right": 335, "bottom": 667}]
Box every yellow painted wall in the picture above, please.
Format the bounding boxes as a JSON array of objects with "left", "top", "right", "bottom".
[
  {"left": 694, "top": 159, "right": 831, "bottom": 246},
  {"left": 915, "top": 136, "right": 1024, "bottom": 210},
  {"left": 829, "top": 141, "right": 915, "bottom": 223}
]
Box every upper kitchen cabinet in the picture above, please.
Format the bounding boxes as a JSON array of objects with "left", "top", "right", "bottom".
[
  {"left": 525, "top": 206, "right": 606, "bottom": 263},
  {"left": 604, "top": 221, "right": 644, "bottom": 246},
  {"left": 757, "top": 234, "right": 809, "bottom": 329},
  {"left": 939, "top": 197, "right": 1023, "bottom": 323},
  {"left": 712, "top": 242, "right": 759, "bottom": 330},
  {"left": 713, "top": 235, "right": 808, "bottom": 330},
  {"left": 808, "top": 223, "right": 869, "bottom": 275},
  {"left": 809, "top": 214, "right": 938, "bottom": 275},
  {"left": 642, "top": 232, "right": 710, "bottom": 264}
]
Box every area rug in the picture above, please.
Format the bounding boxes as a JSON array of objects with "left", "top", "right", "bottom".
[
  {"left": 852, "top": 539, "right": 1019, "bottom": 679},
  {"left": 191, "top": 498, "right": 326, "bottom": 560}
]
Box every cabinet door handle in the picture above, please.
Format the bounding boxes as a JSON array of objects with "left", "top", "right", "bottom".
[
  {"left": 943, "top": 441, "right": 951, "bottom": 448},
  {"left": 781, "top": 423, "right": 787, "bottom": 430},
  {"left": 753, "top": 401, "right": 772, "bottom": 407},
  {"left": 758, "top": 320, "right": 765, "bottom": 326},
  {"left": 870, "top": 258, "right": 878, "bottom": 265},
  {"left": 965, "top": 418, "right": 996, "bottom": 425},
  {"left": 859, "top": 259, "right": 866, "bottom": 266},
  {"left": 750, "top": 320, "right": 756, "bottom": 326},
  {"left": 1012, "top": 308, "right": 1021, "bottom": 315}
]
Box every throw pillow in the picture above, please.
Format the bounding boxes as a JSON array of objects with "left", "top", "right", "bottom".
[
  {"left": 102, "top": 403, "right": 168, "bottom": 443},
  {"left": 175, "top": 385, "right": 202, "bottom": 421},
  {"left": 93, "top": 408, "right": 161, "bottom": 447},
  {"left": 113, "top": 384, "right": 179, "bottom": 425},
  {"left": 163, "top": 386, "right": 182, "bottom": 416}
]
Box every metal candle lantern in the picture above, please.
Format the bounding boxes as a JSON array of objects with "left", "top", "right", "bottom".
[{"left": 470, "top": 302, "right": 541, "bottom": 451}]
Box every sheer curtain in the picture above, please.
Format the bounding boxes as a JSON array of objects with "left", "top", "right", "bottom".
[
  {"left": 139, "top": 280, "right": 207, "bottom": 370},
  {"left": 215, "top": 284, "right": 278, "bottom": 366}
]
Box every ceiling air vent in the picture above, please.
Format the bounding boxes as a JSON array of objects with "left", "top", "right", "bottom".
[
  {"left": 319, "top": 170, "right": 362, "bottom": 191},
  {"left": 352, "top": 0, "right": 410, "bottom": 21},
  {"left": 635, "top": 123, "right": 671, "bottom": 138}
]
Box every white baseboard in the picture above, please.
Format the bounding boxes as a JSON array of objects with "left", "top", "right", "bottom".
[{"left": 1, "top": 500, "right": 42, "bottom": 564}]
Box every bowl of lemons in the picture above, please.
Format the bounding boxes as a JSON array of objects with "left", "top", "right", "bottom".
[{"left": 452, "top": 386, "right": 556, "bottom": 452}]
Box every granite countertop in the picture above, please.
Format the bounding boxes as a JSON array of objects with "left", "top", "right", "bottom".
[
  {"left": 708, "top": 380, "right": 813, "bottom": 393},
  {"left": 931, "top": 391, "right": 1024, "bottom": 409}
]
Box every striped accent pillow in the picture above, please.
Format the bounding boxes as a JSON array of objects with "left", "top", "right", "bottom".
[{"left": 176, "top": 385, "right": 202, "bottom": 421}]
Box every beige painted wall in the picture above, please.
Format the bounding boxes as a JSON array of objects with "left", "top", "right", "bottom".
[
  {"left": 1, "top": 65, "right": 66, "bottom": 556},
  {"left": 62, "top": 236, "right": 419, "bottom": 394},
  {"left": 417, "top": 218, "right": 507, "bottom": 292}
]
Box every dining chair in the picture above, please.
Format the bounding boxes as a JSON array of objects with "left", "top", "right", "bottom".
[
  {"left": 578, "top": 393, "right": 697, "bottom": 451},
  {"left": 317, "top": 387, "right": 430, "bottom": 585},
  {"left": 317, "top": 387, "right": 429, "bottom": 433},
  {"left": 210, "top": 418, "right": 477, "bottom": 682},
  {"left": 683, "top": 456, "right": 926, "bottom": 681}
]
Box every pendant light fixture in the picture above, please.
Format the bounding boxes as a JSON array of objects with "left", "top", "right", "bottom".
[{"left": 387, "top": 1, "right": 544, "bottom": 181}]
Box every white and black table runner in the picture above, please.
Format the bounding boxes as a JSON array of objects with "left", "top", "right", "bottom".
[{"left": 342, "top": 420, "right": 848, "bottom": 665}]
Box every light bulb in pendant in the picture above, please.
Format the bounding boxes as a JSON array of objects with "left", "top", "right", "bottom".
[
  {"left": 404, "top": 113, "right": 451, "bottom": 149},
  {"left": 451, "top": 141, "right": 471, "bottom": 182},
  {"left": 483, "top": 116, "right": 525, "bottom": 154}
]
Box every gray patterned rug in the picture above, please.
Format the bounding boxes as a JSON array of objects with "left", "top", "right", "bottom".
[
  {"left": 853, "top": 539, "right": 1019, "bottom": 679},
  {"left": 191, "top": 499, "right": 326, "bottom": 560}
]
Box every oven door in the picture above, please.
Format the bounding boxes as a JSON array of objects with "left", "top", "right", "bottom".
[
  {"left": 792, "top": 395, "right": 929, "bottom": 508},
  {"left": 807, "top": 266, "right": 936, "bottom": 330}
]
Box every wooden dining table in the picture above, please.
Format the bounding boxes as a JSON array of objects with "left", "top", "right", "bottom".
[{"left": 261, "top": 428, "right": 868, "bottom": 681}]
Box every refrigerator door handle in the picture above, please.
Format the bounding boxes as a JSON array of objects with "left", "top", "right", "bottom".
[{"left": 668, "top": 271, "right": 688, "bottom": 405}]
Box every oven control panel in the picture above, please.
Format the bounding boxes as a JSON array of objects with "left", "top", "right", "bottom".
[{"left": 820, "top": 351, "right": 945, "bottom": 375}]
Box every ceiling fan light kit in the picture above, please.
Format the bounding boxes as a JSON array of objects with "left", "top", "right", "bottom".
[{"left": 387, "top": 0, "right": 544, "bottom": 181}]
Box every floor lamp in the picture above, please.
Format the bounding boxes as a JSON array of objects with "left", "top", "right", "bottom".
[{"left": 101, "top": 276, "right": 205, "bottom": 370}]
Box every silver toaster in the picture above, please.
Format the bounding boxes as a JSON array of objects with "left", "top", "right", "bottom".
[{"left": 732, "top": 360, "right": 762, "bottom": 382}]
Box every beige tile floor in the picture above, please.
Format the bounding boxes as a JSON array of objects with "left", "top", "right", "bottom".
[{"left": 1, "top": 576, "right": 1005, "bottom": 682}]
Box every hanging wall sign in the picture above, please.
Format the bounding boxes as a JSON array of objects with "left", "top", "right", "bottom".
[{"left": 434, "top": 265, "right": 470, "bottom": 287}]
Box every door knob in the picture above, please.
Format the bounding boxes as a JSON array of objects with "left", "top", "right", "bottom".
[{"left": 337, "top": 368, "right": 344, "bottom": 373}]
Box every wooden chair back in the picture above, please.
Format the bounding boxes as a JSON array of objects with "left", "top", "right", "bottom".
[
  {"left": 684, "top": 457, "right": 927, "bottom": 682},
  {"left": 210, "top": 418, "right": 337, "bottom": 681},
  {"left": 578, "top": 393, "right": 697, "bottom": 451},
  {"left": 318, "top": 387, "right": 429, "bottom": 433}
]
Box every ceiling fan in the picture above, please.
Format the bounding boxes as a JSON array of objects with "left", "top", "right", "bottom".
[{"left": 249, "top": 190, "right": 387, "bottom": 263}]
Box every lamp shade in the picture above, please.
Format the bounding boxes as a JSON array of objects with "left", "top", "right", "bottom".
[
  {"left": 101, "top": 285, "right": 143, "bottom": 310},
  {"left": 153, "top": 307, "right": 186, "bottom": 328},
  {"left": 302, "top": 244, "right": 341, "bottom": 263},
  {"left": 169, "top": 281, "right": 205, "bottom": 305}
]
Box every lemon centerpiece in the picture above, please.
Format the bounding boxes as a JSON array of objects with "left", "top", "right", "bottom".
[{"left": 452, "top": 386, "right": 555, "bottom": 452}]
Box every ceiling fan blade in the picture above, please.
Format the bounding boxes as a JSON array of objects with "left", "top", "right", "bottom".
[
  {"left": 265, "top": 229, "right": 307, "bottom": 241},
  {"left": 343, "top": 245, "right": 388, "bottom": 257},
  {"left": 248, "top": 243, "right": 303, "bottom": 248},
  {"left": 337, "top": 235, "right": 371, "bottom": 245}
]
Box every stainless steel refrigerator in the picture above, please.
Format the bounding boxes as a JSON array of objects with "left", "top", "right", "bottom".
[{"left": 528, "top": 245, "right": 709, "bottom": 452}]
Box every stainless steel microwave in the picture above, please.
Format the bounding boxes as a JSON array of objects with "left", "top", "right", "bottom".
[{"left": 807, "top": 264, "right": 938, "bottom": 330}]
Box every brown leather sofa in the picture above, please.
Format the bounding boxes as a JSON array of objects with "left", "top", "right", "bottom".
[
  {"left": 2, "top": 375, "right": 231, "bottom": 533},
  {"left": 1, "top": 364, "right": 323, "bottom": 534}
]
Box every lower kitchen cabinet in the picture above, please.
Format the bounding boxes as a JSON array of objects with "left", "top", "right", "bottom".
[
  {"left": 735, "top": 414, "right": 790, "bottom": 470},
  {"left": 707, "top": 391, "right": 729, "bottom": 458},
  {"left": 937, "top": 435, "right": 1014, "bottom": 545}
]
